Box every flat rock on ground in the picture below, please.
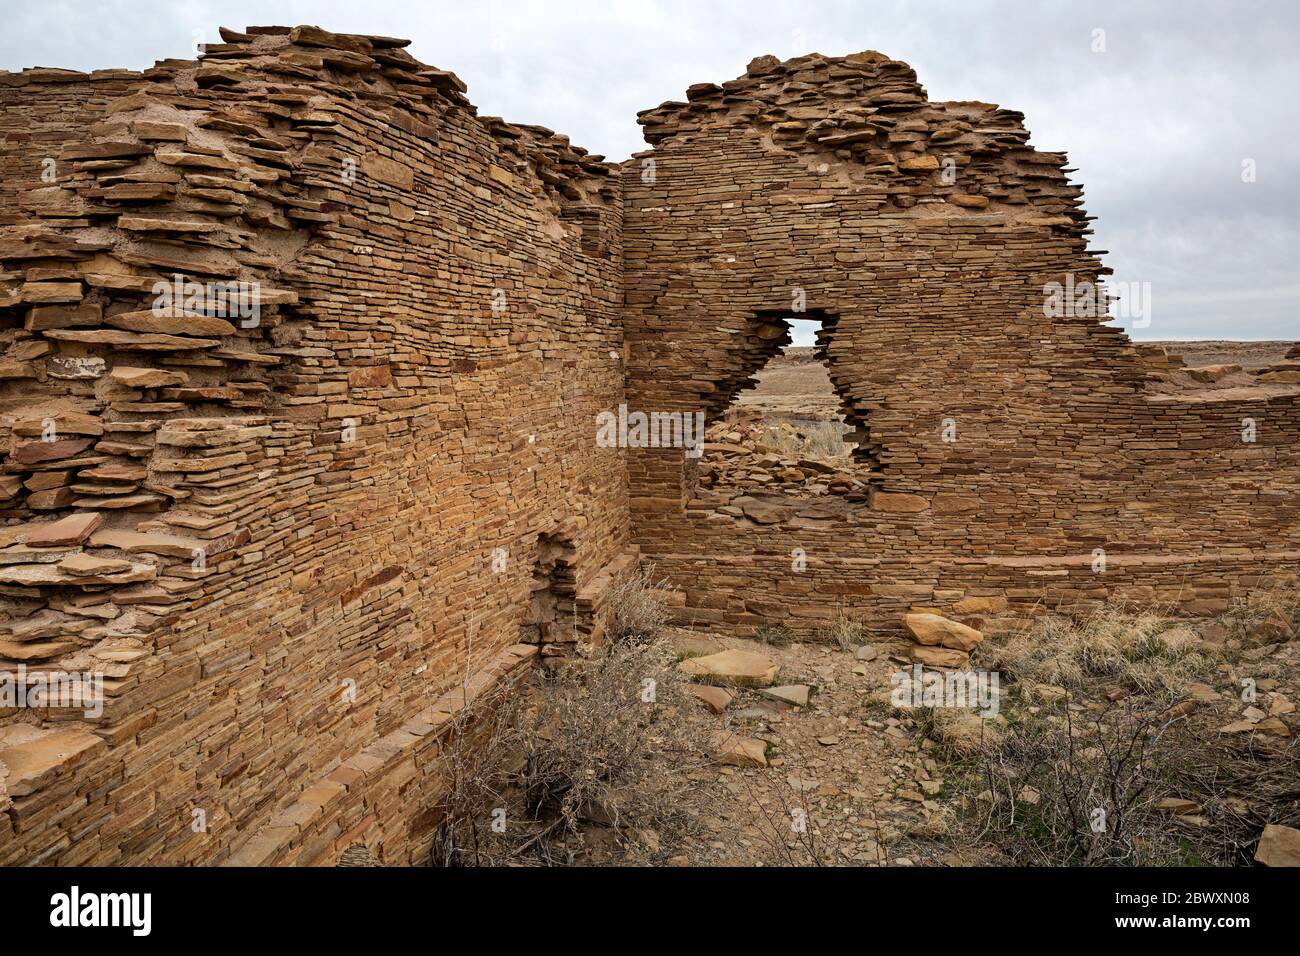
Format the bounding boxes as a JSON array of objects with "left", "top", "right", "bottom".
[
  {"left": 661, "top": 632, "right": 958, "bottom": 866},
  {"left": 1255, "top": 824, "right": 1300, "bottom": 867},
  {"left": 679, "top": 648, "right": 779, "bottom": 687},
  {"left": 760, "top": 684, "right": 811, "bottom": 707},
  {"left": 688, "top": 684, "right": 734, "bottom": 714}
]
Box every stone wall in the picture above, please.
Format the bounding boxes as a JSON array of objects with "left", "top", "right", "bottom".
[
  {"left": 0, "top": 26, "right": 629, "bottom": 865},
  {"left": 0, "top": 32, "right": 1296, "bottom": 866},
  {"left": 622, "top": 52, "right": 1300, "bottom": 637}
]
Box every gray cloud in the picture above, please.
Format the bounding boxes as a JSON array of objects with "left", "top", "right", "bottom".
[{"left": 3, "top": 0, "right": 1296, "bottom": 340}]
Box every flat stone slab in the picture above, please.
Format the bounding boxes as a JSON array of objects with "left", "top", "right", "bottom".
[
  {"left": 0, "top": 638, "right": 79, "bottom": 660},
  {"left": 59, "top": 552, "right": 135, "bottom": 576},
  {"left": 908, "top": 645, "right": 970, "bottom": 669},
  {"left": 1, "top": 609, "right": 92, "bottom": 640},
  {"left": 25, "top": 512, "right": 103, "bottom": 547},
  {"left": 759, "top": 684, "right": 811, "bottom": 707},
  {"left": 667, "top": 630, "right": 723, "bottom": 659},
  {"left": 687, "top": 684, "right": 733, "bottom": 714},
  {"left": 711, "top": 732, "right": 768, "bottom": 768},
  {"left": 0, "top": 728, "right": 105, "bottom": 796},
  {"left": 89, "top": 528, "right": 204, "bottom": 558},
  {"left": 679, "top": 648, "right": 779, "bottom": 687},
  {"left": 0, "top": 560, "right": 157, "bottom": 587},
  {"left": 1255, "top": 824, "right": 1300, "bottom": 867},
  {"left": 109, "top": 366, "right": 189, "bottom": 388}
]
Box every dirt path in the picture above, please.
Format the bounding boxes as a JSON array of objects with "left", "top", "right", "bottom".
[
  {"left": 666, "top": 630, "right": 963, "bottom": 866},
  {"left": 651, "top": 621, "right": 1298, "bottom": 868}
]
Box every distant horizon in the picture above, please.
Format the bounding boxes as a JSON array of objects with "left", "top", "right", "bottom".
[{"left": 781, "top": 326, "right": 1294, "bottom": 349}]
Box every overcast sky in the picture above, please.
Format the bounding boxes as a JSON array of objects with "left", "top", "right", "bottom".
[{"left": 3, "top": 0, "right": 1296, "bottom": 342}]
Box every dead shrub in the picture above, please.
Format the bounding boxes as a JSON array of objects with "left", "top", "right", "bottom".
[
  {"left": 734, "top": 769, "right": 830, "bottom": 867},
  {"left": 954, "top": 699, "right": 1195, "bottom": 865},
  {"left": 949, "top": 696, "right": 1300, "bottom": 866},
  {"left": 819, "top": 610, "right": 868, "bottom": 651},
  {"left": 432, "top": 636, "right": 710, "bottom": 866},
  {"left": 755, "top": 623, "right": 795, "bottom": 647},
  {"left": 603, "top": 564, "right": 675, "bottom": 645}
]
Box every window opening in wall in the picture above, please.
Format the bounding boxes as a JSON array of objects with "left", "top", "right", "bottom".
[{"left": 698, "top": 315, "right": 871, "bottom": 501}]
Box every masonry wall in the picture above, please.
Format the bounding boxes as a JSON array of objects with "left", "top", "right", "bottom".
[
  {"left": 0, "top": 27, "right": 628, "bottom": 865},
  {"left": 622, "top": 52, "right": 1300, "bottom": 637},
  {"left": 1, "top": 33, "right": 1296, "bottom": 868}
]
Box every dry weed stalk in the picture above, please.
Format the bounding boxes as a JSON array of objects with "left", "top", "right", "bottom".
[
  {"left": 433, "top": 570, "right": 709, "bottom": 866},
  {"left": 734, "top": 769, "right": 829, "bottom": 867},
  {"left": 603, "top": 563, "right": 676, "bottom": 645},
  {"left": 1219, "top": 580, "right": 1300, "bottom": 644},
  {"left": 819, "top": 609, "right": 868, "bottom": 651},
  {"left": 757, "top": 418, "right": 853, "bottom": 459}
]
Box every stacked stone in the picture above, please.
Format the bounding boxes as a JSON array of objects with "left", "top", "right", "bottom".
[
  {"left": 622, "top": 52, "right": 1299, "bottom": 641},
  {"left": 696, "top": 411, "right": 865, "bottom": 499},
  {"left": 0, "top": 24, "right": 631, "bottom": 865},
  {"left": 0, "top": 27, "right": 336, "bottom": 756},
  {"left": 1134, "top": 343, "right": 1186, "bottom": 373},
  {"left": 0, "top": 31, "right": 1295, "bottom": 867},
  {"left": 217, "top": 641, "right": 539, "bottom": 866},
  {"left": 637, "top": 51, "right": 1087, "bottom": 232}
]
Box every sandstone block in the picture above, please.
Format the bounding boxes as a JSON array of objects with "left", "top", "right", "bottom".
[
  {"left": 678, "top": 648, "right": 779, "bottom": 687},
  {"left": 711, "top": 732, "right": 768, "bottom": 767},
  {"left": 869, "top": 491, "right": 929, "bottom": 513},
  {"left": 908, "top": 645, "right": 970, "bottom": 668},
  {"left": 904, "top": 612, "right": 984, "bottom": 651},
  {"left": 1255, "top": 824, "right": 1300, "bottom": 867}
]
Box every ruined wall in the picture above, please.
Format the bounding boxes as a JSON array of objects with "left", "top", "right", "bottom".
[
  {"left": 1, "top": 33, "right": 1296, "bottom": 868},
  {"left": 0, "top": 26, "right": 629, "bottom": 865},
  {"left": 623, "top": 52, "right": 1300, "bottom": 637}
]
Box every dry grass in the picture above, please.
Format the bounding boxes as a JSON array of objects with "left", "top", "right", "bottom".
[
  {"left": 431, "top": 636, "right": 710, "bottom": 866},
  {"left": 978, "top": 602, "right": 1218, "bottom": 698},
  {"left": 756, "top": 419, "right": 852, "bottom": 459},
  {"left": 1219, "top": 581, "right": 1300, "bottom": 645},
  {"left": 935, "top": 589, "right": 1300, "bottom": 866},
  {"left": 818, "top": 609, "right": 869, "bottom": 651},
  {"left": 603, "top": 564, "right": 675, "bottom": 645},
  {"left": 755, "top": 623, "right": 796, "bottom": 647}
]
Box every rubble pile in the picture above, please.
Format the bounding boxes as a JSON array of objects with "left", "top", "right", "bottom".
[{"left": 697, "top": 409, "right": 867, "bottom": 498}]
